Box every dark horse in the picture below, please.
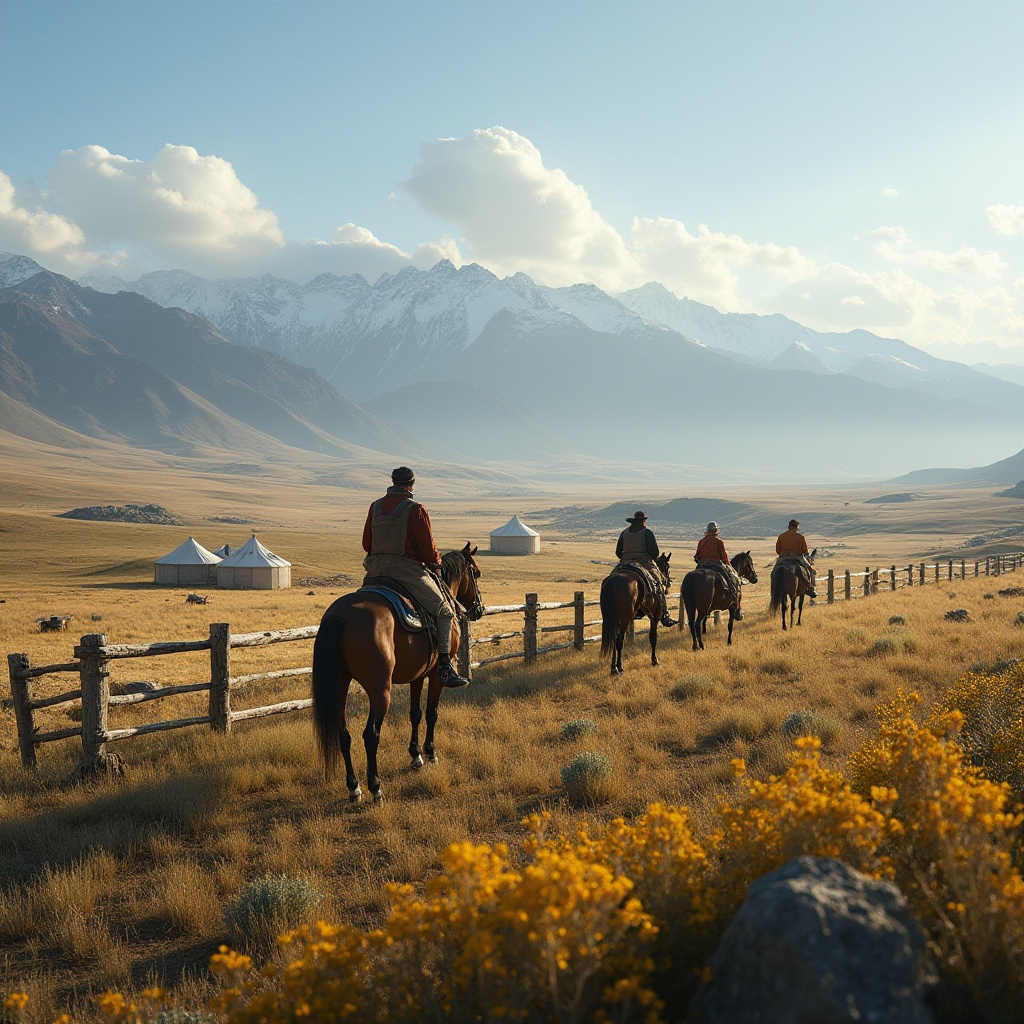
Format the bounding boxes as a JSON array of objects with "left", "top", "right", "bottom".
[
  {"left": 681, "top": 551, "right": 758, "bottom": 650},
  {"left": 311, "top": 544, "right": 484, "bottom": 803},
  {"left": 769, "top": 560, "right": 812, "bottom": 630},
  {"left": 600, "top": 553, "right": 672, "bottom": 675}
]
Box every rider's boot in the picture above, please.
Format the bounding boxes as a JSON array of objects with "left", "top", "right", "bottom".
[
  {"left": 730, "top": 593, "right": 744, "bottom": 620},
  {"left": 659, "top": 594, "right": 676, "bottom": 628},
  {"left": 436, "top": 612, "right": 469, "bottom": 688},
  {"left": 806, "top": 571, "right": 818, "bottom": 599}
]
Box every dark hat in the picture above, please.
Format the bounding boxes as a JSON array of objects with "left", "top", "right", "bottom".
[
  {"left": 391, "top": 466, "right": 416, "bottom": 486},
  {"left": 789, "top": 519, "right": 800, "bottom": 528},
  {"left": 626, "top": 510, "right": 647, "bottom": 524}
]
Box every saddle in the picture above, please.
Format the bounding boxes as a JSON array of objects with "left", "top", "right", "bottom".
[
  {"left": 359, "top": 578, "right": 431, "bottom": 634},
  {"left": 697, "top": 561, "right": 733, "bottom": 590},
  {"left": 615, "top": 563, "right": 660, "bottom": 618}
]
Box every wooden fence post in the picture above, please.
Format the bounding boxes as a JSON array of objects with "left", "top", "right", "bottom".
[
  {"left": 209, "top": 623, "right": 232, "bottom": 733},
  {"left": 458, "top": 618, "right": 472, "bottom": 682},
  {"left": 871, "top": 568, "right": 879, "bottom": 594},
  {"left": 960, "top": 559, "right": 965, "bottom": 580},
  {"left": 844, "top": 569, "right": 851, "bottom": 601},
  {"left": 713, "top": 610, "right": 721, "bottom": 627},
  {"left": 7, "top": 653, "right": 36, "bottom": 769},
  {"left": 985, "top": 557, "right": 990, "bottom": 576},
  {"left": 919, "top": 563, "right": 926, "bottom": 586},
  {"left": 573, "top": 592, "right": 585, "bottom": 651},
  {"left": 890, "top": 565, "right": 897, "bottom": 591},
  {"left": 934, "top": 562, "right": 940, "bottom": 585},
  {"left": 74, "top": 633, "right": 123, "bottom": 778},
  {"left": 946, "top": 560, "right": 952, "bottom": 581},
  {"left": 996, "top": 556, "right": 1002, "bottom": 576},
  {"left": 827, "top": 570, "right": 834, "bottom": 604},
  {"left": 524, "top": 594, "right": 538, "bottom": 665},
  {"left": 863, "top": 567, "right": 870, "bottom": 598},
  {"left": 907, "top": 564, "right": 913, "bottom": 587},
  {"left": 974, "top": 560, "right": 979, "bottom": 578}
]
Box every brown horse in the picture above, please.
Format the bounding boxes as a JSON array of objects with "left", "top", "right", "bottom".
[
  {"left": 311, "top": 544, "right": 484, "bottom": 803},
  {"left": 769, "top": 560, "right": 812, "bottom": 630},
  {"left": 599, "top": 553, "right": 672, "bottom": 675},
  {"left": 681, "top": 551, "right": 758, "bottom": 650}
]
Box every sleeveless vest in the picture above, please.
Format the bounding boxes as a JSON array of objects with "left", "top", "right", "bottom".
[
  {"left": 369, "top": 498, "right": 416, "bottom": 557},
  {"left": 620, "top": 528, "right": 650, "bottom": 558}
]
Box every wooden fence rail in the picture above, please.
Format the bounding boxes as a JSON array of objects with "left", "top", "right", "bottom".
[{"left": 8, "top": 552, "right": 1023, "bottom": 771}]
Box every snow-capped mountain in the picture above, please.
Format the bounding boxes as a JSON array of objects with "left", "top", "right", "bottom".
[{"left": 0, "top": 252, "right": 46, "bottom": 288}]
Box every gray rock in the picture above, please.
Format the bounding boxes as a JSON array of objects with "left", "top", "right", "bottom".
[
  {"left": 118, "top": 680, "right": 159, "bottom": 694},
  {"left": 688, "top": 856, "right": 934, "bottom": 1024}
]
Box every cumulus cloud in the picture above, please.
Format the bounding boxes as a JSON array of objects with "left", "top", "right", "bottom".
[
  {"left": 881, "top": 187, "right": 899, "bottom": 197},
  {"left": 872, "top": 225, "right": 1006, "bottom": 277},
  {"left": 988, "top": 202, "right": 1024, "bottom": 236},
  {"left": 630, "top": 217, "right": 815, "bottom": 309},
  {"left": 404, "top": 126, "right": 636, "bottom": 288}
]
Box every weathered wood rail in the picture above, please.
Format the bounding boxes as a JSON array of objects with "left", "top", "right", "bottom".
[{"left": 7, "top": 552, "right": 1022, "bottom": 770}]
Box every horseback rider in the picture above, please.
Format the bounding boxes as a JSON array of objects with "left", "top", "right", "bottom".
[
  {"left": 361, "top": 466, "right": 469, "bottom": 688},
  {"left": 694, "top": 521, "right": 745, "bottom": 620},
  {"left": 615, "top": 511, "right": 676, "bottom": 627},
  {"left": 775, "top": 519, "right": 818, "bottom": 599}
]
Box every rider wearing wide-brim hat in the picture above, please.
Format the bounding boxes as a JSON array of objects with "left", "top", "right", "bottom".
[
  {"left": 775, "top": 518, "right": 818, "bottom": 598},
  {"left": 615, "top": 511, "right": 676, "bottom": 627},
  {"left": 361, "top": 466, "right": 469, "bottom": 687},
  {"left": 694, "top": 521, "right": 745, "bottom": 620}
]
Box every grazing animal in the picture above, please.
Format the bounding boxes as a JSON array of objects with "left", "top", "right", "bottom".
[
  {"left": 600, "top": 553, "right": 672, "bottom": 675},
  {"left": 681, "top": 551, "right": 758, "bottom": 650},
  {"left": 185, "top": 593, "right": 208, "bottom": 605},
  {"left": 311, "top": 544, "right": 484, "bottom": 803},
  {"left": 768, "top": 560, "right": 812, "bottom": 630}
]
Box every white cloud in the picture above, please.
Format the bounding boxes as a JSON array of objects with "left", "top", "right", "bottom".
[
  {"left": 872, "top": 225, "right": 1006, "bottom": 277},
  {"left": 881, "top": 187, "right": 899, "bottom": 197},
  {"left": 988, "top": 202, "right": 1024, "bottom": 236},
  {"left": 404, "top": 126, "right": 636, "bottom": 288}
]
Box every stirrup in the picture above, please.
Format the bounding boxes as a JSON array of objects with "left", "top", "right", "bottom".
[
  {"left": 660, "top": 613, "right": 677, "bottom": 627},
  {"left": 731, "top": 604, "right": 744, "bottom": 621},
  {"left": 438, "top": 657, "right": 469, "bottom": 689}
]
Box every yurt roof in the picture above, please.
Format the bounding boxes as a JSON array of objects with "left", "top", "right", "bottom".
[
  {"left": 213, "top": 544, "right": 234, "bottom": 558},
  {"left": 155, "top": 536, "right": 221, "bottom": 565},
  {"left": 217, "top": 534, "right": 291, "bottom": 568},
  {"left": 489, "top": 516, "right": 540, "bottom": 538}
]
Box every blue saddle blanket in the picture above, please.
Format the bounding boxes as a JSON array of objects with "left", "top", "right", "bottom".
[{"left": 358, "top": 585, "right": 426, "bottom": 631}]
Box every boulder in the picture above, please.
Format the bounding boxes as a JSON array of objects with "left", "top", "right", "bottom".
[{"left": 688, "top": 856, "right": 934, "bottom": 1024}]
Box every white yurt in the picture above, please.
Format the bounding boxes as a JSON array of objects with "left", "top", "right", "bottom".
[
  {"left": 216, "top": 534, "right": 291, "bottom": 590},
  {"left": 489, "top": 516, "right": 541, "bottom": 555},
  {"left": 213, "top": 543, "right": 234, "bottom": 558},
  {"left": 153, "top": 537, "right": 221, "bottom": 585}
]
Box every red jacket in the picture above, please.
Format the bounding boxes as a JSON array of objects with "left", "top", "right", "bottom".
[
  {"left": 362, "top": 493, "right": 441, "bottom": 566},
  {"left": 695, "top": 534, "right": 729, "bottom": 563}
]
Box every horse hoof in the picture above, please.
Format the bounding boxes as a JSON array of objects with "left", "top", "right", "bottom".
[
  {"left": 428, "top": 753, "right": 439, "bottom": 764},
  {"left": 410, "top": 754, "right": 424, "bottom": 770},
  {"left": 372, "top": 790, "right": 384, "bottom": 805},
  {"left": 348, "top": 785, "right": 363, "bottom": 804}
]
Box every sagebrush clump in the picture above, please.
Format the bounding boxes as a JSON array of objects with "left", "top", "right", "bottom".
[
  {"left": 560, "top": 751, "right": 619, "bottom": 806},
  {"left": 224, "top": 876, "right": 323, "bottom": 951}
]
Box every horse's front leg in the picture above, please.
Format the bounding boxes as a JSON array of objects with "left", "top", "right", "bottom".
[
  {"left": 781, "top": 595, "right": 789, "bottom": 631},
  {"left": 408, "top": 677, "right": 424, "bottom": 769},
  {"left": 649, "top": 618, "right": 659, "bottom": 666},
  {"left": 797, "top": 595, "right": 804, "bottom": 626},
  {"left": 423, "top": 689, "right": 441, "bottom": 764},
  {"left": 363, "top": 686, "right": 392, "bottom": 804},
  {"left": 727, "top": 612, "right": 735, "bottom": 645}
]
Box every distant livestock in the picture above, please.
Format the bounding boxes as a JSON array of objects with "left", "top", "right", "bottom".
[
  {"left": 185, "top": 593, "right": 209, "bottom": 605},
  {"left": 37, "top": 615, "right": 73, "bottom": 633}
]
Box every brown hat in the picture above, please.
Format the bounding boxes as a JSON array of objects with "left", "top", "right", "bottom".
[
  {"left": 391, "top": 466, "right": 415, "bottom": 486},
  {"left": 789, "top": 519, "right": 800, "bottom": 528},
  {"left": 626, "top": 510, "right": 647, "bottom": 524}
]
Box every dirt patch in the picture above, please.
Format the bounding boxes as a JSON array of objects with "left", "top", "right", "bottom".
[{"left": 295, "top": 573, "right": 354, "bottom": 588}]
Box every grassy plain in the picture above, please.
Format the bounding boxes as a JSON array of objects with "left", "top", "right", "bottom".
[{"left": 2, "top": 440, "right": 1024, "bottom": 1019}]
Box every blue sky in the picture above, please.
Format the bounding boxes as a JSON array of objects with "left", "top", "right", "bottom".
[{"left": 2, "top": 0, "right": 1023, "bottom": 357}]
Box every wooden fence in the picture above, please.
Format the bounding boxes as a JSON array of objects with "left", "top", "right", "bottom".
[{"left": 7, "top": 552, "right": 1023, "bottom": 771}]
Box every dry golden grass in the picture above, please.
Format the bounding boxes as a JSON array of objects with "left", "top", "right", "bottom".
[{"left": 2, "top": 448, "right": 1024, "bottom": 1018}]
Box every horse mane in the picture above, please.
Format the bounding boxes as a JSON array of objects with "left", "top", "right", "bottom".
[{"left": 440, "top": 549, "right": 465, "bottom": 586}]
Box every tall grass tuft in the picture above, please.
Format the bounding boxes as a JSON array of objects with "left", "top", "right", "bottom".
[
  {"left": 670, "top": 673, "right": 718, "bottom": 700},
  {"left": 560, "top": 719, "right": 597, "bottom": 742},
  {"left": 781, "top": 708, "right": 840, "bottom": 744}
]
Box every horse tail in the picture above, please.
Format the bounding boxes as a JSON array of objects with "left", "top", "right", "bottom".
[
  {"left": 312, "top": 613, "right": 346, "bottom": 778},
  {"left": 681, "top": 573, "right": 695, "bottom": 625},
  {"left": 768, "top": 566, "right": 784, "bottom": 616},
  {"left": 600, "top": 578, "right": 617, "bottom": 657}
]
